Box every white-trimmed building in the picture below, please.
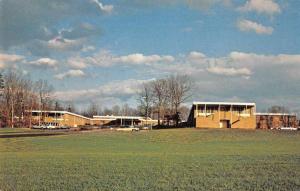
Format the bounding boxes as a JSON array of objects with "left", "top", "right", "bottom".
[{"left": 188, "top": 102, "right": 256, "bottom": 129}]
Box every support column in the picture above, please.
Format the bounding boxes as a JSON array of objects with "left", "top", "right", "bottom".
[
  {"left": 230, "top": 105, "right": 232, "bottom": 128},
  {"left": 219, "top": 104, "right": 221, "bottom": 128}
]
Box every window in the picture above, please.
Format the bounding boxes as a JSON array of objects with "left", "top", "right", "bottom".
[
  {"left": 206, "top": 105, "right": 219, "bottom": 113},
  {"left": 220, "top": 105, "right": 230, "bottom": 112},
  {"left": 232, "top": 105, "right": 251, "bottom": 117},
  {"left": 197, "top": 105, "right": 205, "bottom": 113}
]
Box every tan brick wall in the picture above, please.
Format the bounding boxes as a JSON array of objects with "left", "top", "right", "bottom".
[
  {"left": 31, "top": 113, "right": 90, "bottom": 128},
  {"left": 62, "top": 113, "right": 90, "bottom": 127},
  {"left": 195, "top": 111, "right": 256, "bottom": 129}
]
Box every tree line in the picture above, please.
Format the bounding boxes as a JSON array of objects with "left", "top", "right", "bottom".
[
  {"left": 0, "top": 70, "right": 55, "bottom": 128},
  {"left": 0, "top": 70, "right": 193, "bottom": 128},
  {"left": 1, "top": 70, "right": 293, "bottom": 128},
  {"left": 80, "top": 103, "right": 141, "bottom": 118},
  {"left": 138, "top": 75, "right": 192, "bottom": 127},
  {"left": 78, "top": 74, "right": 193, "bottom": 127}
]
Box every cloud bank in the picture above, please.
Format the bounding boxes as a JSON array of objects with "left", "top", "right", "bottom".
[
  {"left": 238, "top": 0, "right": 281, "bottom": 16},
  {"left": 237, "top": 19, "right": 273, "bottom": 35}
]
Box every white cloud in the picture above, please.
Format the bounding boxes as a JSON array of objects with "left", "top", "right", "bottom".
[
  {"left": 81, "top": 45, "right": 96, "bottom": 52},
  {"left": 67, "top": 57, "right": 88, "bottom": 69},
  {"left": 188, "top": 51, "right": 206, "bottom": 60},
  {"left": 51, "top": 50, "right": 300, "bottom": 113},
  {"left": 69, "top": 51, "right": 175, "bottom": 68},
  {"left": 147, "top": 0, "right": 234, "bottom": 10},
  {"left": 47, "top": 37, "right": 83, "bottom": 50},
  {"left": 85, "top": 50, "right": 115, "bottom": 67},
  {"left": 158, "top": 63, "right": 205, "bottom": 75},
  {"left": 237, "top": 19, "right": 273, "bottom": 35},
  {"left": 229, "top": 52, "right": 300, "bottom": 66},
  {"left": 100, "top": 79, "right": 153, "bottom": 95},
  {"left": 91, "top": 0, "right": 114, "bottom": 13},
  {"left": 159, "top": 51, "right": 300, "bottom": 78},
  {"left": 61, "top": 51, "right": 300, "bottom": 80},
  {"left": 28, "top": 58, "right": 58, "bottom": 68},
  {"left": 115, "top": 53, "right": 175, "bottom": 64},
  {"left": 238, "top": 0, "right": 281, "bottom": 15},
  {"left": 54, "top": 78, "right": 153, "bottom": 101},
  {"left": 54, "top": 69, "right": 85, "bottom": 80},
  {"left": 0, "top": 53, "right": 24, "bottom": 68},
  {"left": 207, "top": 66, "right": 252, "bottom": 77}
]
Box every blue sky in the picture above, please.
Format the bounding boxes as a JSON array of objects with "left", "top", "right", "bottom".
[{"left": 0, "top": 0, "right": 299, "bottom": 113}]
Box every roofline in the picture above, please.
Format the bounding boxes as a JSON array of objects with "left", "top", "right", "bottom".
[
  {"left": 255, "top": 113, "right": 297, "bottom": 116},
  {"left": 193, "top": 101, "right": 256, "bottom": 106},
  {"left": 93, "top": 115, "right": 152, "bottom": 120},
  {"left": 30, "top": 110, "right": 92, "bottom": 120},
  {"left": 29, "top": 111, "right": 156, "bottom": 121}
]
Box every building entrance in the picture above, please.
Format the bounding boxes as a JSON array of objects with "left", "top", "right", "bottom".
[{"left": 220, "top": 120, "right": 231, "bottom": 128}]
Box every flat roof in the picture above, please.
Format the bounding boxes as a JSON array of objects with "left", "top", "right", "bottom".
[
  {"left": 193, "top": 101, "right": 256, "bottom": 106},
  {"left": 30, "top": 111, "right": 156, "bottom": 121},
  {"left": 255, "top": 113, "right": 297, "bottom": 116},
  {"left": 31, "top": 110, "right": 91, "bottom": 120},
  {"left": 93, "top": 115, "right": 153, "bottom": 120}
]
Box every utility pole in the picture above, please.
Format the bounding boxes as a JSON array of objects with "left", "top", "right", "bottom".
[
  {"left": 0, "top": 73, "right": 5, "bottom": 128},
  {"left": 9, "top": 87, "right": 14, "bottom": 128},
  {"left": 11, "top": 98, "right": 14, "bottom": 128},
  {"left": 142, "top": 96, "right": 148, "bottom": 127}
]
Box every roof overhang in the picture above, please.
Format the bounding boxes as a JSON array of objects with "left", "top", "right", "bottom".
[
  {"left": 93, "top": 115, "right": 149, "bottom": 120},
  {"left": 30, "top": 110, "right": 91, "bottom": 120},
  {"left": 193, "top": 102, "right": 256, "bottom": 106},
  {"left": 255, "top": 113, "right": 296, "bottom": 116}
]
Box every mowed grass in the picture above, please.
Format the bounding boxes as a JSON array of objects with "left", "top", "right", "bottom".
[{"left": 0, "top": 128, "right": 299, "bottom": 191}]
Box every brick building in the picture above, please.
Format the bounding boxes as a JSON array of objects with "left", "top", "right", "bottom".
[
  {"left": 187, "top": 102, "right": 256, "bottom": 129},
  {"left": 256, "top": 113, "right": 298, "bottom": 129}
]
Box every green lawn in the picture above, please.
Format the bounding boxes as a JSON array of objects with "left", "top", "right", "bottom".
[
  {"left": 0, "top": 128, "right": 37, "bottom": 134},
  {"left": 0, "top": 128, "right": 299, "bottom": 191}
]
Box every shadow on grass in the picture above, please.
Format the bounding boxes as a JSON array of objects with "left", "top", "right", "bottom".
[{"left": 0, "top": 132, "right": 65, "bottom": 138}]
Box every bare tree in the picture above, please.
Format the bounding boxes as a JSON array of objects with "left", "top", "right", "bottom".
[
  {"left": 54, "top": 100, "right": 64, "bottom": 111},
  {"left": 65, "top": 102, "right": 76, "bottom": 113},
  {"left": 166, "top": 75, "right": 192, "bottom": 127},
  {"left": 112, "top": 105, "right": 121, "bottom": 115},
  {"left": 151, "top": 79, "right": 167, "bottom": 126},
  {"left": 2, "top": 70, "right": 23, "bottom": 128},
  {"left": 138, "top": 83, "right": 153, "bottom": 122},
  {"left": 0, "top": 71, "right": 42, "bottom": 128},
  {"left": 27, "top": 89, "right": 38, "bottom": 128},
  {"left": 0, "top": 70, "right": 56, "bottom": 128},
  {"left": 15, "top": 77, "right": 34, "bottom": 127},
  {"left": 35, "top": 79, "right": 54, "bottom": 111},
  {"left": 102, "top": 107, "right": 112, "bottom": 115},
  {"left": 85, "top": 102, "right": 100, "bottom": 117},
  {"left": 268, "top": 105, "right": 289, "bottom": 113},
  {"left": 178, "top": 105, "right": 190, "bottom": 122},
  {"left": 122, "top": 103, "right": 131, "bottom": 116}
]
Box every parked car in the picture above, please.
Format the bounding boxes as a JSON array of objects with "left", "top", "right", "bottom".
[
  {"left": 141, "top": 126, "right": 151, "bottom": 130},
  {"left": 45, "top": 123, "right": 58, "bottom": 129},
  {"left": 60, "top": 125, "right": 70, "bottom": 129},
  {"left": 279, "top": 127, "right": 298, "bottom": 131},
  {"left": 116, "top": 127, "right": 140, "bottom": 132},
  {"left": 32, "top": 122, "right": 60, "bottom": 129},
  {"left": 32, "top": 125, "right": 43, "bottom": 129}
]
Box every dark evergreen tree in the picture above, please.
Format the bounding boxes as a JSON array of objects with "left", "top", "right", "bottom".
[{"left": 0, "top": 73, "right": 4, "bottom": 90}]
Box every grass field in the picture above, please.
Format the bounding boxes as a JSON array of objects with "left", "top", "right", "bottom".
[{"left": 0, "top": 128, "right": 299, "bottom": 191}]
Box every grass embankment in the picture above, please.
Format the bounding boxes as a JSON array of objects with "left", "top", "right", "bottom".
[{"left": 0, "top": 128, "right": 299, "bottom": 191}]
